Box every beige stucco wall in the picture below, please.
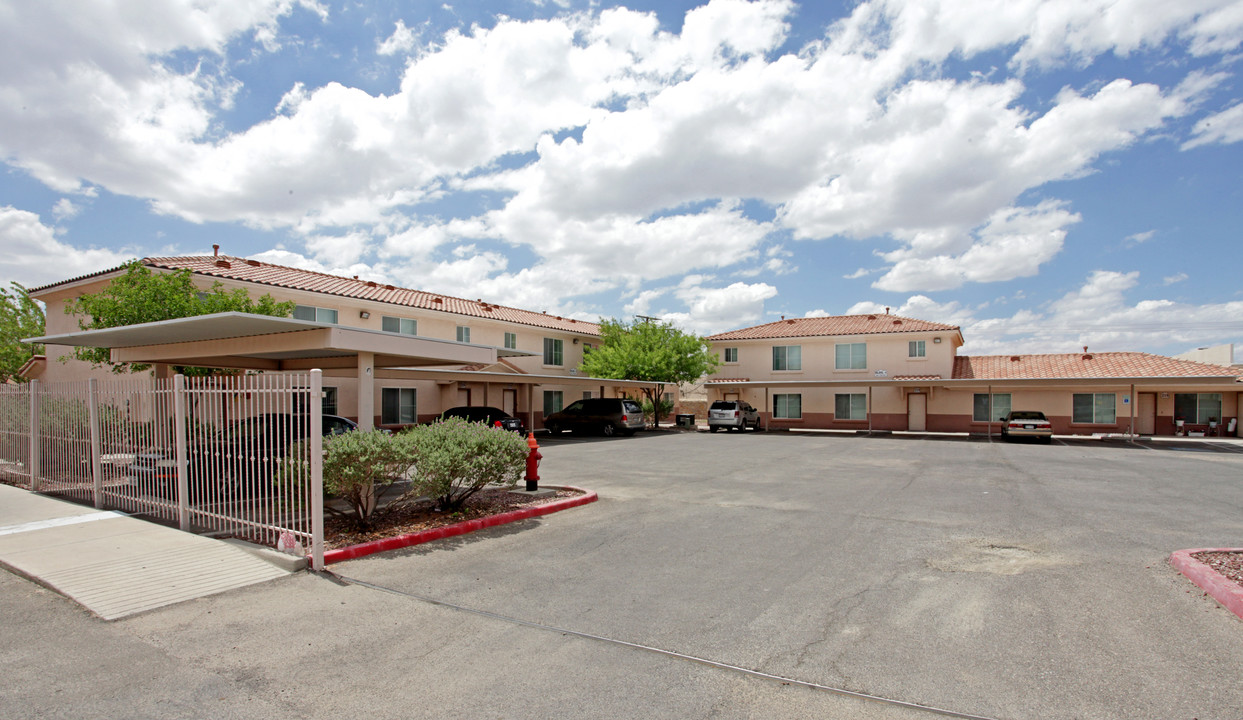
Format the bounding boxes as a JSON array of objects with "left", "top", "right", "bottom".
[{"left": 713, "top": 331, "right": 956, "bottom": 384}]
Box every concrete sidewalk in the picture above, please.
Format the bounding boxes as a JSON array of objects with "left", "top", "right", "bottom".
[{"left": 0, "top": 484, "right": 291, "bottom": 620}]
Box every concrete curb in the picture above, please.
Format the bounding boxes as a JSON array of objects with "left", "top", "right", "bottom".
[
  {"left": 321, "top": 486, "right": 597, "bottom": 565},
  {"left": 1170, "top": 548, "right": 1243, "bottom": 621}
]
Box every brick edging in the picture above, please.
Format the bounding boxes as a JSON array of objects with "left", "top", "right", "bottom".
[
  {"left": 320, "top": 486, "right": 597, "bottom": 565},
  {"left": 1169, "top": 548, "right": 1243, "bottom": 621}
]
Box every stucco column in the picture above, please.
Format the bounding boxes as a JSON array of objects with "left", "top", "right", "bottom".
[{"left": 357, "top": 351, "right": 374, "bottom": 430}]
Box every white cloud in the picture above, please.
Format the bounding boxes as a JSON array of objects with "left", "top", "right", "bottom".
[
  {"left": 1163, "top": 273, "right": 1189, "bottom": 285},
  {"left": 51, "top": 199, "right": 82, "bottom": 222},
  {"left": 657, "top": 278, "right": 779, "bottom": 334},
  {"left": 1124, "top": 229, "right": 1156, "bottom": 245},
  {"left": 0, "top": 207, "right": 132, "bottom": 289},
  {"left": 377, "top": 19, "right": 420, "bottom": 56},
  {"left": 1183, "top": 103, "right": 1243, "bottom": 150}
]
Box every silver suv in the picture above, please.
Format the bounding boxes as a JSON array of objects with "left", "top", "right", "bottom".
[{"left": 708, "top": 400, "right": 761, "bottom": 432}]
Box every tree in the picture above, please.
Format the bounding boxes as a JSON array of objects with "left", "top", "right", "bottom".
[
  {"left": 64, "top": 261, "right": 295, "bottom": 373},
  {"left": 579, "top": 318, "right": 720, "bottom": 426},
  {"left": 1, "top": 282, "right": 45, "bottom": 383}
]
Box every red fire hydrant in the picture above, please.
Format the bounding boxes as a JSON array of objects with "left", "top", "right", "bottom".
[{"left": 524, "top": 433, "right": 542, "bottom": 491}]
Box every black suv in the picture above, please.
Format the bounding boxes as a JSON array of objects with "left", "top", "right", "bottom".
[
  {"left": 544, "top": 398, "right": 645, "bottom": 437},
  {"left": 439, "top": 406, "right": 526, "bottom": 435}
]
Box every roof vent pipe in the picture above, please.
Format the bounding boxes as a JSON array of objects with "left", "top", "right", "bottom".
[
  {"left": 212, "top": 244, "right": 220, "bottom": 257},
  {"left": 885, "top": 307, "right": 890, "bottom": 314}
]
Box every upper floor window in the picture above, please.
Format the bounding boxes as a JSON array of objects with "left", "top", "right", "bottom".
[
  {"left": 835, "top": 342, "right": 866, "bottom": 370},
  {"left": 456, "top": 326, "right": 471, "bottom": 343},
  {"left": 294, "top": 305, "right": 338, "bottom": 324},
  {"left": 543, "top": 338, "right": 564, "bottom": 366},
  {"left": 382, "top": 316, "right": 417, "bottom": 335},
  {"left": 504, "top": 332, "right": 517, "bottom": 349},
  {"left": 909, "top": 340, "right": 926, "bottom": 358},
  {"left": 772, "top": 345, "right": 801, "bottom": 371},
  {"left": 724, "top": 347, "right": 739, "bottom": 363}
]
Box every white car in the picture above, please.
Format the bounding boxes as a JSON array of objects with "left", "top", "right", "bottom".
[{"left": 708, "top": 400, "right": 761, "bottom": 432}]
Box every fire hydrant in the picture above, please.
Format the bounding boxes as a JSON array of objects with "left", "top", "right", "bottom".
[{"left": 524, "top": 433, "right": 542, "bottom": 491}]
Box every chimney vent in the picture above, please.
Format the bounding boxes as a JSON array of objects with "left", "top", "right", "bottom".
[
  {"left": 885, "top": 307, "right": 890, "bottom": 314},
  {"left": 212, "top": 244, "right": 220, "bottom": 257}
]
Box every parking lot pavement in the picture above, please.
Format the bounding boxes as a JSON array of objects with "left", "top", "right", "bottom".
[{"left": 4, "top": 431, "right": 1243, "bottom": 719}]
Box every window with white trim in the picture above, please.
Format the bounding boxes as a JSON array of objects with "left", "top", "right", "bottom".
[
  {"left": 382, "top": 316, "right": 417, "bottom": 335},
  {"left": 293, "top": 305, "right": 338, "bottom": 324},
  {"left": 773, "top": 394, "right": 802, "bottom": 419},
  {"left": 835, "top": 393, "right": 867, "bottom": 420},
  {"left": 772, "top": 345, "right": 801, "bottom": 371},
  {"left": 1174, "top": 393, "right": 1222, "bottom": 424},
  {"left": 973, "top": 393, "right": 1011, "bottom": 422},
  {"left": 1073, "top": 393, "right": 1116, "bottom": 424},
  {"left": 724, "top": 347, "right": 738, "bottom": 363},
  {"left": 456, "top": 326, "right": 471, "bottom": 343},
  {"left": 322, "top": 387, "right": 338, "bottom": 415},
  {"left": 835, "top": 342, "right": 867, "bottom": 370},
  {"left": 543, "top": 390, "right": 563, "bottom": 416},
  {"left": 543, "top": 338, "right": 564, "bottom": 366},
  {"left": 504, "top": 332, "right": 517, "bottom": 349},
  {"left": 381, "top": 388, "right": 417, "bottom": 424},
  {"left": 909, "top": 340, "right": 926, "bottom": 358}
]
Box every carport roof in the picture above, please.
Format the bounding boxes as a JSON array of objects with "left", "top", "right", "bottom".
[{"left": 26, "top": 312, "right": 529, "bottom": 371}]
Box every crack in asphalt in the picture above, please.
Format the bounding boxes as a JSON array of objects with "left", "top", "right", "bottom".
[{"left": 332, "top": 571, "right": 1005, "bottom": 720}]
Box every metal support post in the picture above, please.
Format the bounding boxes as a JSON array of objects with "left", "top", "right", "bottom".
[
  {"left": 88, "top": 378, "right": 104, "bottom": 508},
  {"left": 173, "top": 374, "right": 190, "bottom": 531},
  {"left": 310, "top": 369, "right": 325, "bottom": 572},
  {"left": 29, "top": 380, "right": 40, "bottom": 491}
]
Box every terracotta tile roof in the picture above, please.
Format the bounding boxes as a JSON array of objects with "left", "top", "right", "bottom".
[
  {"left": 953, "top": 353, "right": 1243, "bottom": 380},
  {"left": 705, "top": 377, "right": 751, "bottom": 384},
  {"left": 706, "top": 314, "right": 960, "bottom": 341},
  {"left": 892, "top": 375, "right": 942, "bottom": 381},
  {"left": 129, "top": 256, "right": 602, "bottom": 336}
]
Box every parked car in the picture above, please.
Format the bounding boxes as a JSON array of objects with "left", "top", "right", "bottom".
[
  {"left": 126, "top": 413, "right": 359, "bottom": 500},
  {"left": 708, "top": 400, "right": 761, "bottom": 432},
  {"left": 1000, "top": 410, "right": 1054, "bottom": 443},
  {"left": 544, "top": 398, "right": 645, "bottom": 437},
  {"left": 439, "top": 406, "right": 526, "bottom": 435}
]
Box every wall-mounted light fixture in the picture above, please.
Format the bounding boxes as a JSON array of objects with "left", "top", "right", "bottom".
[
  {"left": 933, "top": 337, "right": 942, "bottom": 344},
  {"left": 359, "top": 311, "right": 370, "bottom": 319},
  {"left": 573, "top": 338, "right": 578, "bottom": 344}
]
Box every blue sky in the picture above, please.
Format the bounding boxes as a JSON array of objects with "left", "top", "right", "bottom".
[{"left": 2, "top": 0, "right": 1242, "bottom": 357}]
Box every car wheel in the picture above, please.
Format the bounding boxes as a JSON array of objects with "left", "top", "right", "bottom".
[
  {"left": 709, "top": 425, "right": 719, "bottom": 433},
  {"left": 601, "top": 423, "right": 616, "bottom": 437},
  {"left": 547, "top": 422, "right": 562, "bottom": 436}
]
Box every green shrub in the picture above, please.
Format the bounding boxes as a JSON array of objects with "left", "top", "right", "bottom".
[
  {"left": 640, "top": 397, "right": 673, "bottom": 425},
  {"left": 281, "top": 429, "right": 413, "bottom": 530},
  {"left": 405, "top": 417, "right": 528, "bottom": 511}
]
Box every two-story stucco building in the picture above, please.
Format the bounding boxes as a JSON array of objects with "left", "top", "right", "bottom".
[
  {"left": 25, "top": 253, "right": 665, "bottom": 431},
  {"left": 706, "top": 313, "right": 1242, "bottom": 437}
]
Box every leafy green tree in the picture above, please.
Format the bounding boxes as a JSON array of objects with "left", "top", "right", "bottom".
[
  {"left": 578, "top": 318, "right": 720, "bottom": 426},
  {"left": 0, "top": 282, "right": 44, "bottom": 383},
  {"left": 64, "top": 261, "right": 295, "bottom": 373}
]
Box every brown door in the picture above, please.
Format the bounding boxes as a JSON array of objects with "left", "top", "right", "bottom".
[
  {"left": 1137, "top": 393, "right": 1156, "bottom": 435},
  {"left": 908, "top": 393, "right": 927, "bottom": 431}
]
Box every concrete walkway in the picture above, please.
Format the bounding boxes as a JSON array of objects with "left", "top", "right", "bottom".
[{"left": 0, "top": 484, "right": 290, "bottom": 620}]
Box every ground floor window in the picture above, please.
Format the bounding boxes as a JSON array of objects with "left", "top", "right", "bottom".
[
  {"left": 1174, "top": 393, "right": 1222, "bottom": 424},
  {"left": 543, "top": 390, "right": 564, "bottom": 417},
  {"left": 835, "top": 393, "right": 867, "bottom": 420},
  {"left": 973, "top": 393, "right": 1011, "bottom": 422},
  {"left": 381, "top": 388, "right": 417, "bottom": 424},
  {"left": 322, "top": 386, "right": 338, "bottom": 415},
  {"left": 1073, "top": 393, "right": 1116, "bottom": 424},
  {"left": 773, "top": 394, "right": 802, "bottom": 419}
]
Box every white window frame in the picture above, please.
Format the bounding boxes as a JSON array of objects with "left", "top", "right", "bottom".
[
  {"left": 773, "top": 393, "right": 802, "bottom": 419},
  {"left": 835, "top": 342, "right": 867, "bottom": 370},
  {"left": 909, "top": 340, "right": 926, "bottom": 358},
  {"left": 835, "top": 393, "right": 867, "bottom": 420},
  {"left": 456, "top": 326, "right": 471, "bottom": 343},
  {"left": 381, "top": 387, "right": 417, "bottom": 425},
  {"left": 382, "top": 316, "right": 417, "bottom": 335},
  {"left": 772, "top": 345, "right": 802, "bottom": 371},
  {"left": 294, "top": 305, "right": 338, "bottom": 324},
  {"left": 504, "top": 332, "right": 518, "bottom": 350},
  {"left": 543, "top": 338, "right": 564, "bottom": 366},
  {"left": 1073, "top": 393, "right": 1116, "bottom": 424},
  {"left": 543, "top": 390, "right": 564, "bottom": 416},
  {"left": 724, "top": 347, "right": 739, "bottom": 363},
  {"left": 973, "top": 393, "right": 1012, "bottom": 422},
  {"left": 1174, "top": 393, "right": 1223, "bottom": 425}
]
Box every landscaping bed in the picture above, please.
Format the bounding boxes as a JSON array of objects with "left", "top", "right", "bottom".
[{"left": 1192, "top": 550, "right": 1243, "bottom": 587}]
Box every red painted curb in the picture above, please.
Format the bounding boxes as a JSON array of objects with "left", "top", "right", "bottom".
[
  {"left": 321, "top": 486, "right": 597, "bottom": 564},
  {"left": 1170, "top": 548, "right": 1243, "bottom": 621}
]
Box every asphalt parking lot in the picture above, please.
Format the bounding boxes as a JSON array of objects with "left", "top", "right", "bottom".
[{"left": 4, "top": 430, "right": 1243, "bottom": 719}]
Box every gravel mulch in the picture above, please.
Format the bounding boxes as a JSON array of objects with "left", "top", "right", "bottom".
[
  {"left": 1191, "top": 551, "right": 1243, "bottom": 588},
  {"left": 323, "top": 486, "right": 583, "bottom": 550}
]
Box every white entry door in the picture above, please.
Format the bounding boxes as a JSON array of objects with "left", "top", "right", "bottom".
[{"left": 908, "top": 393, "right": 927, "bottom": 431}]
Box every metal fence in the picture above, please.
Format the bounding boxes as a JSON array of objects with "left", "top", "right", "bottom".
[{"left": 0, "top": 371, "right": 324, "bottom": 570}]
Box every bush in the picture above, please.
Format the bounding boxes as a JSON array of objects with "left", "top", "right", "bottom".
[
  {"left": 282, "top": 429, "right": 413, "bottom": 530},
  {"left": 641, "top": 397, "right": 673, "bottom": 425},
  {"left": 405, "top": 417, "right": 528, "bottom": 511}
]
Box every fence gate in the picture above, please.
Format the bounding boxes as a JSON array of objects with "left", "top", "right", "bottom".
[{"left": 0, "top": 371, "right": 325, "bottom": 570}]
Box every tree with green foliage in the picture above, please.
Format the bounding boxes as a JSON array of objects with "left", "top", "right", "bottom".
[
  {"left": 578, "top": 318, "right": 720, "bottom": 426},
  {"left": 0, "top": 283, "right": 45, "bottom": 383},
  {"left": 64, "top": 261, "right": 295, "bottom": 374}
]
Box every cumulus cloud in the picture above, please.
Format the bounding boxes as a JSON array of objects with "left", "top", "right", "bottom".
[
  {"left": 0, "top": 207, "right": 132, "bottom": 288},
  {"left": 1183, "top": 102, "right": 1243, "bottom": 150},
  {"left": 377, "top": 19, "right": 420, "bottom": 56}
]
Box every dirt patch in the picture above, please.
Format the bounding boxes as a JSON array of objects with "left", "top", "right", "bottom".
[
  {"left": 929, "top": 539, "right": 1071, "bottom": 576},
  {"left": 1192, "top": 551, "right": 1243, "bottom": 587},
  {"left": 323, "top": 487, "right": 583, "bottom": 550}
]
